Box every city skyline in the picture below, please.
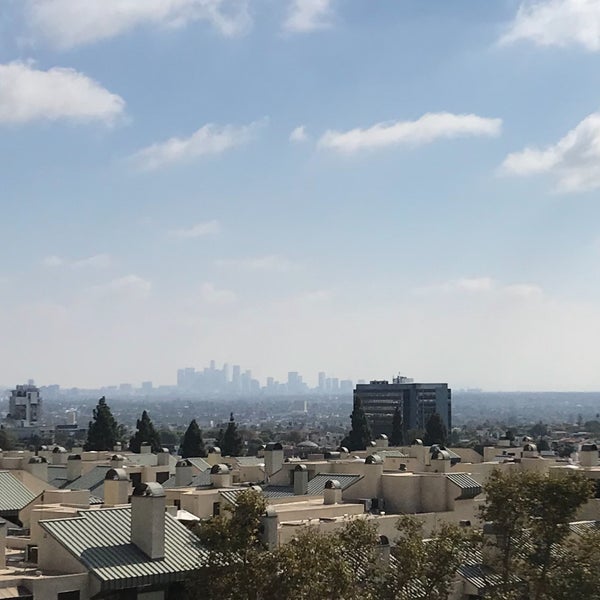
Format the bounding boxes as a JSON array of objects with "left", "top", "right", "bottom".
[{"left": 3, "top": 2, "right": 600, "bottom": 390}]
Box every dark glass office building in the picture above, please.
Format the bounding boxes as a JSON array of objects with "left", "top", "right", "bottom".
[{"left": 353, "top": 377, "right": 451, "bottom": 438}]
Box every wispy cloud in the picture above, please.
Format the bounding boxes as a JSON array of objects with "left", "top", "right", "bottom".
[
  {"left": 199, "top": 282, "right": 236, "bottom": 304},
  {"left": 290, "top": 125, "right": 308, "bottom": 143},
  {"left": 318, "top": 112, "right": 502, "bottom": 154},
  {"left": 88, "top": 275, "right": 151, "bottom": 298},
  {"left": 25, "top": 0, "right": 252, "bottom": 49},
  {"left": 501, "top": 0, "right": 600, "bottom": 51},
  {"left": 131, "top": 120, "right": 263, "bottom": 170},
  {"left": 215, "top": 255, "right": 297, "bottom": 272},
  {"left": 283, "top": 0, "right": 334, "bottom": 33},
  {"left": 168, "top": 220, "right": 220, "bottom": 238},
  {"left": 42, "top": 253, "right": 112, "bottom": 269},
  {"left": 0, "top": 61, "right": 124, "bottom": 125},
  {"left": 501, "top": 112, "right": 600, "bottom": 192},
  {"left": 414, "top": 277, "right": 543, "bottom": 298}
]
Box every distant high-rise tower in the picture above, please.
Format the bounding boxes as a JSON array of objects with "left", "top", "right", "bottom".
[
  {"left": 354, "top": 376, "right": 451, "bottom": 438},
  {"left": 9, "top": 382, "right": 42, "bottom": 426}
]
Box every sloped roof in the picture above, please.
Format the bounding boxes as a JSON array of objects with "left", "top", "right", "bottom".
[
  {"left": 262, "top": 473, "right": 362, "bottom": 499},
  {"left": 40, "top": 507, "right": 209, "bottom": 591},
  {"left": 307, "top": 474, "right": 362, "bottom": 495},
  {"left": 0, "top": 586, "right": 33, "bottom": 599},
  {"left": 47, "top": 465, "right": 68, "bottom": 488},
  {"left": 234, "top": 457, "right": 264, "bottom": 467},
  {"left": 187, "top": 457, "right": 211, "bottom": 471},
  {"left": 62, "top": 466, "right": 112, "bottom": 499},
  {"left": 0, "top": 471, "right": 37, "bottom": 514},
  {"left": 569, "top": 520, "right": 600, "bottom": 537},
  {"left": 162, "top": 470, "right": 211, "bottom": 489},
  {"left": 446, "top": 473, "right": 482, "bottom": 499}
]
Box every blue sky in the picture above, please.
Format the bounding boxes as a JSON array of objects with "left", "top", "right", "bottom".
[{"left": 2, "top": 0, "right": 600, "bottom": 390}]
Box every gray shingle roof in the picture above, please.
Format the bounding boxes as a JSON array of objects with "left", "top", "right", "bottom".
[
  {"left": 40, "top": 507, "right": 209, "bottom": 591},
  {"left": 47, "top": 465, "right": 68, "bottom": 488},
  {"left": 262, "top": 473, "right": 362, "bottom": 499},
  {"left": 446, "top": 473, "right": 482, "bottom": 499},
  {"left": 0, "top": 471, "right": 37, "bottom": 515},
  {"left": 62, "top": 466, "right": 112, "bottom": 499},
  {"left": 162, "top": 470, "right": 211, "bottom": 489}
]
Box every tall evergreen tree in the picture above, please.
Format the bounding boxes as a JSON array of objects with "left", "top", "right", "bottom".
[
  {"left": 341, "top": 397, "right": 372, "bottom": 451},
  {"left": 84, "top": 397, "right": 119, "bottom": 451},
  {"left": 180, "top": 419, "right": 207, "bottom": 458},
  {"left": 390, "top": 404, "right": 404, "bottom": 446},
  {"left": 218, "top": 413, "right": 243, "bottom": 456},
  {"left": 423, "top": 412, "right": 448, "bottom": 446},
  {"left": 129, "top": 410, "right": 162, "bottom": 453}
]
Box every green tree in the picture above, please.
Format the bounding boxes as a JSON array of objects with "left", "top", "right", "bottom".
[
  {"left": 129, "top": 410, "right": 162, "bottom": 453},
  {"left": 189, "top": 488, "right": 269, "bottom": 600},
  {"left": 423, "top": 412, "right": 447, "bottom": 446},
  {"left": 180, "top": 419, "right": 207, "bottom": 458},
  {"left": 341, "top": 397, "right": 372, "bottom": 451},
  {"left": 0, "top": 427, "right": 15, "bottom": 451},
  {"left": 217, "top": 413, "right": 244, "bottom": 457},
  {"left": 390, "top": 404, "right": 404, "bottom": 446},
  {"left": 84, "top": 397, "right": 119, "bottom": 451},
  {"left": 381, "top": 515, "right": 475, "bottom": 600},
  {"left": 481, "top": 469, "right": 594, "bottom": 599}
]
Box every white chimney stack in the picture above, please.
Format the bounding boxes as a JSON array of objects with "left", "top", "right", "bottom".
[
  {"left": 131, "top": 482, "right": 166, "bottom": 560},
  {"left": 104, "top": 468, "right": 130, "bottom": 506}
]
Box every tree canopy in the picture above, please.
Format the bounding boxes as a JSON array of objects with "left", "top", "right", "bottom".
[
  {"left": 180, "top": 419, "right": 207, "bottom": 458},
  {"left": 390, "top": 404, "right": 404, "bottom": 446},
  {"left": 423, "top": 412, "right": 447, "bottom": 446},
  {"left": 341, "top": 397, "right": 371, "bottom": 451},
  {"left": 129, "top": 410, "right": 162, "bottom": 453},
  {"left": 84, "top": 397, "right": 119, "bottom": 451},
  {"left": 217, "top": 413, "right": 243, "bottom": 457}
]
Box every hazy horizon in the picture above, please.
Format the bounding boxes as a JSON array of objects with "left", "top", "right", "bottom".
[{"left": 2, "top": 1, "right": 600, "bottom": 391}]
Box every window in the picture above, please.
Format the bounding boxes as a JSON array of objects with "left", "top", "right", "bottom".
[{"left": 57, "top": 592, "right": 80, "bottom": 600}]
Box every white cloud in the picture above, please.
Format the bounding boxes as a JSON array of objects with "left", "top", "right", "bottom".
[
  {"left": 89, "top": 275, "right": 152, "bottom": 298},
  {"left": 289, "top": 125, "right": 308, "bottom": 143},
  {"left": 199, "top": 282, "right": 236, "bottom": 304},
  {"left": 284, "top": 0, "right": 334, "bottom": 33},
  {"left": 131, "top": 120, "right": 261, "bottom": 170},
  {"left": 215, "top": 255, "right": 297, "bottom": 272},
  {"left": 26, "top": 0, "right": 251, "bottom": 49},
  {"left": 0, "top": 61, "right": 124, "bottom": 125},
  {"left": 414, "top": 277, "right": 543, "bottom": 298},
  {"left": 502, "top": 0, "right": 600, "bottom": 51},
  {"left": 501, "top": 112, "right": 600, "bottom": 192},
  {"left": 42, "top": 255, "right": 65, "bottom": 267},
  {"left": 318, "top": 112, "right": 502, "bottom": 154},
  {"left": 168, "top": 220, "right": 220, "bottom": 238},
  {"left": 42, "top": 253, "right": 111, "bottom": 269}
]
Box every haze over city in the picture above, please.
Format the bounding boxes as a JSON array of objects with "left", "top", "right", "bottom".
[{"left": 2, "top": 1, "right": 600, "bottom": 391}]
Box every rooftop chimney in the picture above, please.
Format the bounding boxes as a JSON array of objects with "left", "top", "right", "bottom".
[
  {"left": 264, "top": 442, "right": 284, "bottom": 477},
  {"left": 131, "top": 482, "right": 166, "bottom": 560},
  {"left": 323, "top": 479, "right": 342, "bottom": 505},
  {"left": 260, "top": 506, "right": 278, "bottom": 550},
  {"left": 0, "top": 520, "right": 6, "bottom": 569},
  {"left": 157, "top": 449, "right": 170, "bottom": 467},
  {"left": 140, "top": 442, "right": 152, "bottom": 455},
  {"left": 210, "top": 464, "right": 231, "bottom": 488},
  {"left": 206, "top": 446, "right": 222, "bottom": 466},
  {"left": 50, "top": 446, "right": 68, "bottom": 465},
  {"left": 66, "top": 454, "right": 82, "bottom": 481},
  {"left": 293, "top": 464, "right": 308, "bottom": 495},
  {"left": 26, "top": 456, "right": 48, "bottom": 482},
  {"left": 580, "top": 443, "right": 599, "bottom": 467},
  {"left": 104, "top": 468, "right": 130, "bottom": 505},
  {"left": 175, "top": 459, "right": 194, "bottom": 487}
]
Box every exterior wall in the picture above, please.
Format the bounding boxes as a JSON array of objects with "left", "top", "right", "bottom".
[
  {"left": 29, "top": 574, "right": 90, "bottom": 600},
  {"left": 37, "top": 532, "right": 87, "bottom": 575},
  {"left": 381, "top": 474, "right": 421, "bottom": 514},
  {"left": 179, "top": 490, "right": 222, "bottom": 518}
]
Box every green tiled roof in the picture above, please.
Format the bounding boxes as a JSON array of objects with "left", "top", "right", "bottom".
[
  {"left": 162, "top": 470, "right": 211, "bottom": 489},
  {"left": 40, "top": 507, "right": 209, "bottom": 591},
  {"left": 307, "top": 474, "right": 362, "bottom": 495},
  {"left": 0, "top": 471, "right": 37, "bottom": 515}
]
